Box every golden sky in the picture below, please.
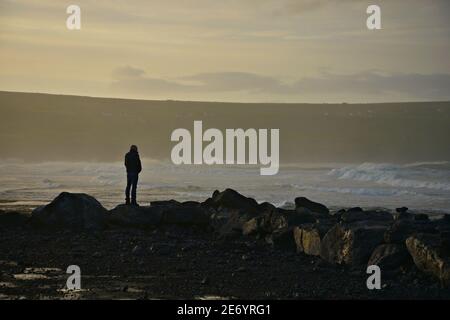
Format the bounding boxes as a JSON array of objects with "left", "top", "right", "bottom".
[{"left": 1, "top": 0, "right": 449, "bottom": 102}]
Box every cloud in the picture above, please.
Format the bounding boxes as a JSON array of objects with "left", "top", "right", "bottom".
[
  {"left": 110, "top": 67, "right": 286, "bottom": 94},
  {"left": 112, "top": 66, "right": 146, "bottom": 79},
  {"left": 110, "top": 66, "right": 450, "bottom": 102},
  {"left": 182, "top": 72, "right": 284, "bottom": 92},
  {"left": 292, "top": 72, "right": 450, "bottom": 100}
]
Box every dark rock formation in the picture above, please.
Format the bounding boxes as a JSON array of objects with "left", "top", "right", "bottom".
[
  {"left": 242, "top": 216, "right": 263, "bottom": 236},
  {"left": 0, "top": 210, "right": 29, "bottom": 229},
  {"left": 294, "top": 197, "right": 329, "bottom": 215},
  {"left": 368, "top": 244, "right": 412, "bottom": 270},
  {"left": 110, "top": 201, "right": 210, "bottom": 228},
  {"left": 396, "top": 207, "right": 409, "bottom": 213},
  {"left": 414, "top": 214, "right": 429, "bottom": 221},
  {"left": 109, "top": 204, "right": 163, "bottom": 228},
  {"left": 294, "top": 223, "right": 334, "bottom": 256},
  {"left": 320, "top": 223, "right": 388, "bottom": 267},
  {"left": 347, "top": 207, "right": 363, "bottom": 213},
  {"left": 203, "top": 188, "right": 259, "bottom": 214},
  {"left": 160, "top": 203, "right": 210, "bottom": 227},
  {"left": 406, "top": 234, "right": 450, "bottom": 286},
  {"left": 31, "top": 192, "right": 108, "bottom": 230},
  {"left": 384, "top": 220, "right": 437, "bottom": 243},
  {"left": 270, "top": 208, "right": 317, "bottom": 230},
  {"left": 271, "top": 227, "right": 297, "bottom": 251}
]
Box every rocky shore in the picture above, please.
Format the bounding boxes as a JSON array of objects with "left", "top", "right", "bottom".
[{"left": 1, "top": 189, "right": 450, "bottom": 299}]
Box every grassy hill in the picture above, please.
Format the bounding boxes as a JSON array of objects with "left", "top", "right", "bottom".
[{"left": 1, "top": 91, "right": 449, "bottom": 163}]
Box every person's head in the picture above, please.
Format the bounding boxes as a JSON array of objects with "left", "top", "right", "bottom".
[{"left": 130, "top": 145, "right": 138, "bottom": 152}]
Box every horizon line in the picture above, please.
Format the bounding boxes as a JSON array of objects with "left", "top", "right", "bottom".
[{"left": 1, "top": 89, "right": 449, "bottom": 106}]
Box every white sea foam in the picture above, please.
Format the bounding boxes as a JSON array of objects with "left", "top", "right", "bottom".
[
  {"left": 328, "top": 162, "right": 450, "bottom": 191},
  {"left": 0, "top": 160, "right": 449, "bottom": 213}
]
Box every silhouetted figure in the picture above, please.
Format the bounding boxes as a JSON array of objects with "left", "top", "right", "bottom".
[{"left": 125, "top": 145, "right": 142, "bottom": 205}]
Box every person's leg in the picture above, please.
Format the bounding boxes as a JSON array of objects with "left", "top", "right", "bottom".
[
  {"left": 125, "top": 173, "right": 132, "bottom": 204},
  {"left": 131, "top": 173, "right": 139, "bottom": 205}
]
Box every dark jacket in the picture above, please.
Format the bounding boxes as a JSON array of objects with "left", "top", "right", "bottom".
[{"left": 125, "top": 150, "right": 142, "bottom": 174}]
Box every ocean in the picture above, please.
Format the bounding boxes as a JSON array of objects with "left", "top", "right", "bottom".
[{"left": 0, "top": 160, "right": 449, "bottom": 216}]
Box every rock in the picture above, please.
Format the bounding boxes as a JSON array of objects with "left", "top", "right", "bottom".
[
  {"left": 182, "top": 201, "right": 201, "bottom": 207},
  {"left": 414, "top": 214, "right": 429, "bottom": 221},
  {"left": 258, "top": 202, "right": 276, "bottom": 213},
  {"left": 204, "top": 189, "right": 259, "bottom": 214},
  {"left": 393, "top": 207, "right": 413, "bottom": 220},
  {"left": 293, "top": 227, "right": 304, "bottom": 253},
  {"left": 294, "top": 223, "right": 333, "bottom": 256},
  {"left": 216, "top": 209, "right": 258, "bottom": 239},
  {"left": 320, "top": 223, "right": 388, "bottom": 267},
  {"left": 406, "top": 234, "right": 450, "bottom": 286},
  {"left": 396, "top": 207, "right": 409, "bottom": 213},
  {"left": 294, "top": 197, "right": 329, "bottom": 215},
  {"left": 241, "top": 207, "right": 318, "bottom": 237},
  {"left": 271, "top": 228, "right": 297, "bottom": 251},
  {"left": 270, "top": 209, "right": 317, "bottom": 231},
  {"left": 368, "top": 244, "right": 412, "bottom": 270},
  {"left": 31, "top": 192, "right": 108, "bottom": 230},
  {"left": 384, "top": 220, "right": 437, "bottom": 243},
  {"left": 0, "top": 210, "right": 29, "bottom": 229},
  {"left": 242, "top": 217, "right": 261, "bottom": 236},
  {"left": 341, "top": 210, "right": 393, "bottom": 224},
  {"left": 109, "top": 204, "right": 162, "bottom": 228},
  {"left": 161, "top": 205, "right": 210, "bottom": 227},
  {"left": 434, "top": 215, "right": 450, "bottom": 233},
  {"left": 150, "top": 200, "right": 181, "bottom": 207},
  {"left": 393, "top": 210, "right": 413, "bottom": 221},
  {"left": 110, "top": 201, "right": 209, "bottom": 228},
  {"left": 347, "top": 207, "right": 363, "bottom": 213}
]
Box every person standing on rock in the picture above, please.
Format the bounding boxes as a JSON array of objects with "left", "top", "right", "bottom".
[{"left": 125, "top": 145, "right": 142, "bottom": 206}]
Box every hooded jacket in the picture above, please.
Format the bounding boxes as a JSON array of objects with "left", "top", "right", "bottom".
[{"left": 125, "top": 150, "right": 142, "bottom": 174}]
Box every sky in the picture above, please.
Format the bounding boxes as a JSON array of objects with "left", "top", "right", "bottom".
[{"left": 0, "top": 0, "right": 449, "bottom": 103}]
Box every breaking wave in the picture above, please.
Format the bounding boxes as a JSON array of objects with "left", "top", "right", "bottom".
[{"left": 328, "top": 162, "right": 450, "bottom": 191}]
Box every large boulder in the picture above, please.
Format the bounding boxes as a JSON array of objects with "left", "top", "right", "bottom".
[
  {"left": 320, "top": 222, "right": 388, "bottom": 267},
  {"left": 384, "top": 220, "right": 437, "bottom": 243},
  {"left": 0, "top": 210, "right": 29, "bottom": 229},
  {"left": 271, "top": 227, "right": 297, "bottom": 251},
  {"left": 214, "top": 209, "right": 257, "bottom": 239},
  {"left": 31, "top": 192, "right": 108, "bottom": 230},
  {"left": 109, "top": 204, "right": 163, "bottom": 228},
  {"left": 406, "top": 234, "right": 450, "bottom": 286},
  {"left": 160, "top": 203, "right": 210, "bottom": 227},
  {"left": 203, "top": 189, "right": 259, "bottom": 214},
  {"left": 110, "top": 201, "right": 210, "bottom": 228},
  {"left": 368, "top": 244, "right": 412, "bottom": 270},
  {"left": 294, "top": 223, "right": 334, "bottom": 256},
  {"left": 295, "top": 197, "right": 329, "bottom": 215},
  {"left": 269, "top": 208, "right": 317, "bottom": 231},
  {"left": 393, "top": 207, "right": 413, "bottom": 220},
  {"left": 241, "top": 207, "right": 319, "bottom": 237},
  {"left": 242, "top": 216, "right": 264, "bottom": 236}
]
